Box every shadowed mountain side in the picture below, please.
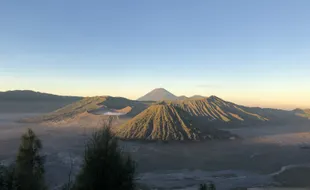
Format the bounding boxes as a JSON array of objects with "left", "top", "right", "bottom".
[
  {"left": 21, "top": 96, "right": 148, "bottom": 123},
  {"left": 0, "top": 90, "right": 82, "bottom": 101},
  {"left": 115, "top": 103, "right": 236, "bottom": 141},
  {"left": 0, "top": 90, "right": 82, "bottom": 113},
  {"left": 137, "top": 88, "right": 178, "bottom": 101}
]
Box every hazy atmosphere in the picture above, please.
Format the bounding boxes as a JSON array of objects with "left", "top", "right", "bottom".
[{"left": 1, "top": 1, "right": 310, "bottom": 190}]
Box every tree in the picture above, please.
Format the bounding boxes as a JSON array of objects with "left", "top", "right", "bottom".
[
  {"left": 73, "top": 120, "right": 136, "bottom": 190},
  {"left": 199, "top": 183, "right": 207, "bottom": 190},
  {"left": 209, "top": 183, "right": 216, "bottom": 190},
  {"left": 0, "top": 164, "right": 7, "bottom": 188},
  {"left": 0, "top": 164, "right": 15, "bottom": 190},
  {"left": 199, "top": 182, "right": 216, "bottom": 190},
  {"left": 14, "top": 129, "right": 46, "bottom": 190}
]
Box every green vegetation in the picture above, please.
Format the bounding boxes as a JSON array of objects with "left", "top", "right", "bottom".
[
  {"left": 0, "top": 164, "right": 15, "bottom": 190},
  {"left": 0, "top": 125, "right": 221, "bottom": 189},
  {"left": 0, "top": 129, "right": 46, "bottom": 190},
  {"left": 15, "top": 129, "right": 46, "bottom": 190},
  {"left": 0, "top": 123, "right": 137, "bottom": 190},
  {"left": 73, "top": 125, "right": 136, "bottom": 190},
  {"left": 199, "top": 182, "right": 216, "bottom": 190}
]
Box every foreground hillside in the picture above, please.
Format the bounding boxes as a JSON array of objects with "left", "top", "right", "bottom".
[
  {"left": 116, "top": 102, "right": 235, "bottom": 141},
  {"left": 22, "top": 96, "right": 147, "bottom": 123}
]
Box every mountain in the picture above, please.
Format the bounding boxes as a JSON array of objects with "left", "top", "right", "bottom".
[
  {"left": 22, "top": 96, "right": 148, "bottom": 123},
  {"left": 0, "top": 90, "right": 82, "bottom": 113},
  {"left": 137, "top": 88, "right": 178, "bottom": 101},
  {"left": 19, "top": 91, "right": 310, "bottom": 141},
  {"left": 189, "top": 95, "right": 206, "bottom": 99},
  {"left": 115, "top": 102, "right": 235, "bottom": 141},
  {"left": 116, "top": 95, "right": 310, "bottom": 141},
  {"left": 177, "top": 96, "right": 188, "bottom": 100},
  {"left": 171, "top": 96, "right": 308, "bottom": 126},
  {"left": 171, "top": 96, "right": 268, "bottom": 125}
]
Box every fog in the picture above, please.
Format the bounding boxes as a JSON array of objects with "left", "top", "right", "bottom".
[{"left": 1, "top": 113, "right": 310, "bottom": 189}]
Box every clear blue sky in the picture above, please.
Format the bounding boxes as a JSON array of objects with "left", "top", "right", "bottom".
[{"left": 1, "top": 0, "right": 310, "bottom": 109}]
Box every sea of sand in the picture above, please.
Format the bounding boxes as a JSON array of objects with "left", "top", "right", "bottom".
[{"left": 1, "top": 113, "right": 310, "bottom": 190}]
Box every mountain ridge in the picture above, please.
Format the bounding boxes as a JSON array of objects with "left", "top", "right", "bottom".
[
  {"left": 137, "top": 88, "right": 207, "bottom": 102},
  {"left": 22, "top": 96, "right": 147, "bottom": 123},
  {"left": 0, "top": 90, "right": 82, "bottom": 101},
  {"left": 19, "top": 90, "right": 310, "bottom": 141},
  {"left": 0, "top": 90, "right": 83, "bottom": 113}
]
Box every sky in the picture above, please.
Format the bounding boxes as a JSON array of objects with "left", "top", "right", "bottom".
[{"left": 0, "top": 0, "right": 310, "bottom": 109}]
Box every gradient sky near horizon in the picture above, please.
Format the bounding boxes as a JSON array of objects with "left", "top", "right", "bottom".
[{"left": 1, "top": 0, "right": 310, "bottom": 109}]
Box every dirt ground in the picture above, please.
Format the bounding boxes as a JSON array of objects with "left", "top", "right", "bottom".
[{"left": 1, "top": 113, "right": 310, "bottom": 190}]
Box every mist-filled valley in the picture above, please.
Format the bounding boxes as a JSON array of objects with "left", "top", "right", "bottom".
[{"left": 0, "top": 90, "right": 310, "bottom": 190}]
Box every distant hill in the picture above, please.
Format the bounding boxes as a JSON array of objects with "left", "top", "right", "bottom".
[
  {"left": 116, "top": 102, "right": 235, "bottom": 141},
  {"left": 0, "top": 90, "right": 81, "bottom": 102},
  {"left": 177, "top": 95, "right": 188, "bottom": 100},
  {"left": 137, "top": 88, "right": 207, "bottom": 101},
  {"left": 293, "top": 109, "right": 310, "bottom": 119},
  {"left": 23, "top": 96, "right": 147, "bottom": 123},
  {"left": 137, "top": 88, "right": 178, "bottom": 101},
  {"left": 189, "top": 95, "right": 206, "bottom": 99},
  {"left": 0, "top": 90, "right": 82, "bottom": 113}
]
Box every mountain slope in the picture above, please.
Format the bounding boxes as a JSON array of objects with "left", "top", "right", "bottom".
[
  {"left": 171, "top": 96, "right": 268, "bottom": 125},
  {"left": 137, "top": 88, "right": 178, "bottom": 101},
  {"left": 171, "top": 96, "right": 307, "bottom": 126},
  {"left": 22, "top": 96, "right": 147, "bottom": 123},
  {"left": 115, "top": 102, "right": 235, "bottom": 141}
]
